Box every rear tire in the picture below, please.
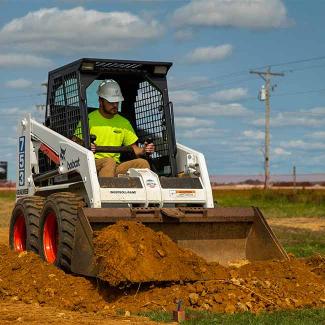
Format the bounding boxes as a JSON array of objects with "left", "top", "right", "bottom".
[
  {"left": 39, "top": 192, "right": 85, "bottom": 272},
  {"left": 9, "top": 196, "right": 44, "bottom": 253}
]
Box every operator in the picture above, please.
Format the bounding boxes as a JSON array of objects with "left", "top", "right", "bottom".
[{"left": 77, "top": 79, "right": 154, "bottom": 177}]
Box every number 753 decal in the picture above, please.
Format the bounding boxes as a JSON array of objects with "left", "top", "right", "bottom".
[{"left": 18, "top": 136, "right": 25, "bottom": 186}]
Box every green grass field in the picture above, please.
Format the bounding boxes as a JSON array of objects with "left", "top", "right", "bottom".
[
  {"left": 213, "top": 188, "right": 325, "bottom": 218},
  {"left": 140, "top": 308, "right": 325, "bottom": 324}
]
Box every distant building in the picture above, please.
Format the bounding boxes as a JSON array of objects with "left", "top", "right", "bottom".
[{"left": 0, "top": 161, "right": 8, "bottom": 181}]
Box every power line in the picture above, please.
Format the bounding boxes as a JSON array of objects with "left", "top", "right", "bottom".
[
  {"left": 173, "top": 76, "right": 256, "bottom": 92},
  {"left": 253, "top": 55, "right": 325, "bottom": 70},
  {"left": 273, "top": 88, "right": 325, "bottom": 97},
  {"left": 269, "top": 110, "right": 325, "bottom": 116},
  {"left": 282, "top": 63, "right": 325, "bottom": 73},
  {"left": 183, "top": 54, "right": 325, "bottom": 90}
]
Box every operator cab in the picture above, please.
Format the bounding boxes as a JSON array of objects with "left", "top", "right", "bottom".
[{"left": 42, "top": 58, "right": 177, "bottom": 178}]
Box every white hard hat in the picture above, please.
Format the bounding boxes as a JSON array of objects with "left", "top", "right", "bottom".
[{"left": 97, "top": 79, "right": 124, "bottom": 103}]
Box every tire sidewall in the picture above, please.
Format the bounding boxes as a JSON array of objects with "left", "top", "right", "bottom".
[
  {"left": 39, "top": 199, "right": 64, "bottom": 267},
  {"left": 9, "top": 201, "right": 31, "bottom": 251}
]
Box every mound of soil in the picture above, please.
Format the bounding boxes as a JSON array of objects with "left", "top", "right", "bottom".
[
  {"left": 305, "top": 254, "right": 325, "bottom": 280},
  {"left": 0, "top": 244, "right": 105, "bottom": 312},
  {"left": 111, "top": 258, "right": 325, "bottom": 314},
  {"left": 93, "top": 221, "right": 229, "bottom": 286},
  {"left": 0, "top": 221, "right": 324, "bottom": 316}
]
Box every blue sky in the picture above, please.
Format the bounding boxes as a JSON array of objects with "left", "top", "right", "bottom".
[{"left": 0, "top": 0, "right": 325, "bottom": 181}]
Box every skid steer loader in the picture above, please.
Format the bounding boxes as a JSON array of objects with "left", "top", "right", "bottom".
[{"left": 10, "top": 58, "right": 287, "bottom": 277}]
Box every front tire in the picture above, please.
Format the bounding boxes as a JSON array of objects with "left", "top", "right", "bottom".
[
  {"left": 39, "top": 192, "right": 85, "bottom": 272},
  {"left": 9, "top": 196, "right": 44, "bottom": 253}
]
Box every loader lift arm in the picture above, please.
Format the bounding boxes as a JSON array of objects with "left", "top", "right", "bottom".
[{"left": 18, "top": 114, "right": 101, "bottom": 208}]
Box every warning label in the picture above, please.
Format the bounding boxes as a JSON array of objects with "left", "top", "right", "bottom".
[{"left": 169, "top": 190, "right": 196, "bottom": 198}]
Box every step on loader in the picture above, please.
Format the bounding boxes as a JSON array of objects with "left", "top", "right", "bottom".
[{"left": 10, "top": 58, "right": 288, "bottom": 278}]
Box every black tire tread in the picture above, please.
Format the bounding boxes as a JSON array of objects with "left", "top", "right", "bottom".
[
  {"left": 42, "top": 192, "right": 85, "bottom": 272},
  {"left": 10, "top": 196, "right": 44, "bottom": 253}
]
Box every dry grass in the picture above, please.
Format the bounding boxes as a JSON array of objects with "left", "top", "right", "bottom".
[
  {"left": 0, "top": 227, "right": 8, "bottom": 245},
  {"left": 0, "top": 199, "right": 15, "bottom": 228}
]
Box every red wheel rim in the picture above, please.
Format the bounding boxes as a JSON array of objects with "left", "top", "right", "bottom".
[
  {"left": 43, "top": 211, "right": 58, "bottom": 263},
  {"left": 13, "top": 213, "right": 26, "bottom": 252}
]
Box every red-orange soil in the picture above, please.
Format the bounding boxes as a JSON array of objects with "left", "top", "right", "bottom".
[
  {"left": 103, "top": 258, "right": 325, "bottom": 314},
  {"left": 0, "top": 221, "right": 324, "bottom": 318},
  {"left": 94, "top": 221, "right": 228, "bottom": 285}
]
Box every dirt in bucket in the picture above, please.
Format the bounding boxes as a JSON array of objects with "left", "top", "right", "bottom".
[{"left": 93, "top": 221, "right": 229, "bottom": 286}]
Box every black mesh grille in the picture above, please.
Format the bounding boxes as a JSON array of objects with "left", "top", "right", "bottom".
[
  {"left": 134, "top": 81, "right": 168, "bottom": 160},
  {"left": 95, "top": 61, "right": 142, "bottom": 71},
  {"left": 160, "top": 177, "right": 202, "bottom": 189},
  {"left": 49, "top": 72, "right": 82, "bottom": 139}
]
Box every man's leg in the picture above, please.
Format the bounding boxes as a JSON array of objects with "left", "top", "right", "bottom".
[
  {"left": 116, "top": 158, "right": 150, "bottom": 175},
  {"left": 95, "top": 157, "right": 116, "bottom": 177}
]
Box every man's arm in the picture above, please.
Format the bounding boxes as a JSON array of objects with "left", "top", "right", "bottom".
[
  {"left": 71, "top": 135, "right": 84, "bottom": 146},
  {"left": 131, "top": 142, "right": 155, "bottom": 157}
]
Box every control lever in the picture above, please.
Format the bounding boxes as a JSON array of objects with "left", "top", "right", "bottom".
[
  {"left": 144, "top": 137, "right": 153, "bottom": 158},
  {"left": 144, "top": 137, "right": 157, "bottom": 173},
  {"left": 90, "top": 134, "right": 97, "bottom": 144}
]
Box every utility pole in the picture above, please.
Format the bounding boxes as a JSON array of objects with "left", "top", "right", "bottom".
[
  {"left": 250, "top": 67, "right": 284, "bottom": 189},
  {"left": 35, "top": 83, "right": 48, "bottom": 113}
]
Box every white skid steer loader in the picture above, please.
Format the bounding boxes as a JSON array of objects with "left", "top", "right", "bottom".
[{"left": 10, "top": 58, "right": 287, "bottom": 277}]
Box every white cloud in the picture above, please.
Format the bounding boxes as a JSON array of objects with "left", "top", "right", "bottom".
[
  {"left": 5, "top": 78, "right": 33, "bottom": 89},
  {"left": 178, "top": 127, "right": 220, "bottom": 139},
  {"left": 173, "top": 0, "right": 291, "bottom": 29},
  {"left": 307, "top": 131, "right": 325, "bottom": 139},
  {"left": 169, "top": 76, "right": 214, "bottom": 91},
  {"left": 176, "top": 102, "right": 251, "bottom": 117},
  {"left": 0, "top": 54, "right": 52, "bottom": 68},
  {"left": 169, "top": 90, "right": 199, "bottom": 104},
  {"left": 0, "top": 7, "right": 163, "bottom": 54},
  {"left": 175, "top": 117, "right": 215, "bottom": 128},
  {"left": 211, "top": 87, "right": 248, "bottom": 101},
  {"left": 0, "top": 131, "right": 17, "bottom": 145},
  {"left": 243, "top": 130, "right": 264, "bottom": 140},
  {"left": 281, "top": 140, "right": 325, "bottom": 150},
  {"left": 253, "top": 112, "right": 325, "bottom": 127},
  {"left": 273, "top": 147, "right": 291, "bottom": 156},
  {"left": 3, "top": 107, "right": 25, "bottom": 116},
  {"left": 310, "top": 106, "right": 325, "bottom": 114},
  {"left": 186, "top": 44, "right": 232, "bottom": 63},
  {"left": 0, "top": 106, "right": 44, "bottom": 123},
  {"left": 174, "top": 29, "right": 194, "bottom": 41},
  {"left": 300, "top": 154, "right": 325, "bottom": 167}
]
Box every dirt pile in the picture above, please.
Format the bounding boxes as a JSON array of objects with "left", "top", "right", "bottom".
[
  {"left": 305, "top": 254, "right": 325, "bottom": 280},
  {"left": 94, "top": 221, "right": 229, "bottom": 285},
  {"left": 111, "top": 258, "right": 325, "bottom": 314},
  {"left": 0, "top": 222, "right": 324, "bottom": 316},
  {"left": 0, "top": 244, "right": 105, "bottom": 312}
]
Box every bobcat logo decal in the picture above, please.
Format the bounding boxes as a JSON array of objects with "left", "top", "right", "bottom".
[{"left": 60, "top": 146, "right": 66, "bottom": 161}]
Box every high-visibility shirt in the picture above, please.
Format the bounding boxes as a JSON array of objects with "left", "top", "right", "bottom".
[{"left": 76, "top": 110, "right": 138, "bottom": 163}]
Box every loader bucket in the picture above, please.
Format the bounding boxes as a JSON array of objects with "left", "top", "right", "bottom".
[{"left": 71, "top": 207, "right": 288, "bottom": 277}]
